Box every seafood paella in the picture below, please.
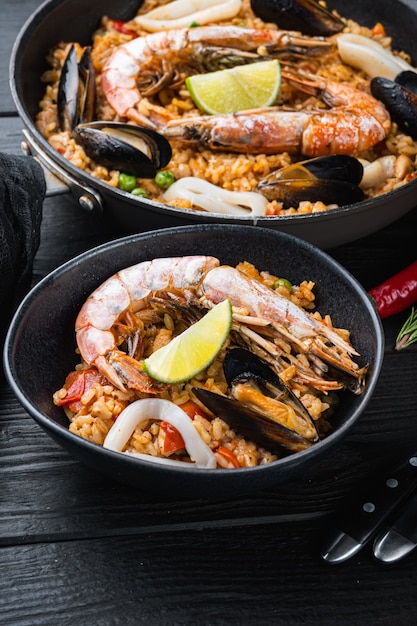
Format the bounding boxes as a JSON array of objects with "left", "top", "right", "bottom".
[
  {"left": 53, "top": 256, "right": 367, "bottom": 469},
  {"left": 36, "top": 0, "right": 417, "bottom": 217}
]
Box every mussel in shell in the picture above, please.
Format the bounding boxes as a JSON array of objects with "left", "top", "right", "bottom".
[
  {"left": 290, "top": 154, "right": 364, "bottom": 184},
  {"left": 371, "top": 71, "right": 417, "bottom": 139},
  {"left": 57, "top": 44, "right": 96, "bottom": 132},
  {"left": 72, "top": 121, "right": 172, "bottom": 178},
  {"left": 257, "top": 155, "right": 364, "bottom": 207},
  {"left": 194, "top": 388, "right": 314, "bottom": 454},
  {"left": 250, "top": 0, "right": 344, "bottom": 36},
  {"left": 193, "top": 348, "right": 319, "bottom": 455}
]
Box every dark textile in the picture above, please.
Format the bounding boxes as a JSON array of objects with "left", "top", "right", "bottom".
[{"left": 0, "top": 153, "right": 45, "bottom": 349}]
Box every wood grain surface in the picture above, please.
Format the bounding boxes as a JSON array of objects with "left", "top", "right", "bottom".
[{"left": 1, "top": 2, "right": 417, "bottom": 624}]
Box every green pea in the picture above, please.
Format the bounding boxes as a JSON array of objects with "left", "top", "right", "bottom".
[
  {"left": 155, "top": 170, "right": 175, "bottom": 190},
  {"left": 118, "top": 173, "right": 137, "bottom": 192},
  {"left": 131, "top": 187, "right": 147, "bottom": 197},
  {"left": 274, "top": 278, "right": 292, "bottom": 292}
]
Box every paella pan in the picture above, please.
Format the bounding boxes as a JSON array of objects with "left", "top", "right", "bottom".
[{"left": 10, "top": 0, "right": 417, "bottom": 247}]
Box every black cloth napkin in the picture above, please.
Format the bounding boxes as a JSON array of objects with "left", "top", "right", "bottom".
[{"left": 0, "top": 153, "right": 46, "bottom": 351}]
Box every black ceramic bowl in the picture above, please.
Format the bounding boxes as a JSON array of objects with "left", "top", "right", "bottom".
[{"left": 4, "top": 225, "right": 384, "bottom": 498}]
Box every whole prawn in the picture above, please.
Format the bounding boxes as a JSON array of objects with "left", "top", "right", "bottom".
[
  {"left": 163, "top": 76, "right": 391, "bottom": 156},
  {"left": 101, "top": 25, "right": 333, "bottom": 125},
  {"left": 75, "top": 255, "right": 367, "bottom": 395},
  {"left": 75, "top": 256, "right": 219, "bottom": 391}
]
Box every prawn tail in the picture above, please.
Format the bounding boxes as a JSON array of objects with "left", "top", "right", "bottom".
[{"left": 106, "top": 350, "right": 166, "bottom": 394}]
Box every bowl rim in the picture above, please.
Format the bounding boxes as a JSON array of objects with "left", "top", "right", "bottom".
[{"left": 3, "top": 224, "right": 385, "bottom": 478}]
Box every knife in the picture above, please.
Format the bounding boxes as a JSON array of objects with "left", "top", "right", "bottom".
[
  {"left": 373, "top": 487, "right": 417, "bottom": 563},
  {"left": 321, "top": 451, "right": 417, "bottom": 564}
]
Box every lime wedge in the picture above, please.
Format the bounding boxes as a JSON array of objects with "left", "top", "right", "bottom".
[
  {"left": 143, "top": 299, "right": 232, "bottom": 384},
  {"left": 185, "top": 59, "right": 281, "bottom": 115}
]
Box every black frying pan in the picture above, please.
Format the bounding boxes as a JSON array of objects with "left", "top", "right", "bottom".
[{"left": 9, "top": 0, "right": 417, "bottom": 248}]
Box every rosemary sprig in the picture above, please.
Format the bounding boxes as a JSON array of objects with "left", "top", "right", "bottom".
[{"left": 395, "top": 307, "right": 417, "bottom": 351}]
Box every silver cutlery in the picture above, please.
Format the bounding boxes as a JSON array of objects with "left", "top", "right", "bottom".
[
  {"left": 373, "top": 487, "right": 417, "bottom": 563},
  {"left": 321, "top": 450, "right": 417, "bottom": 564}
]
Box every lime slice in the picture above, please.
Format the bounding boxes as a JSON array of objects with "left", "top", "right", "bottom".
[
  {"left": 185, "top": 59, "right": 281, "bottom": 115},
  {"left": 143, "top": 299, "right": 232, "bottom": 384}
]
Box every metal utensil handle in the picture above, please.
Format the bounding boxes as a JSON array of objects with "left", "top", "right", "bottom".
[
  {"left": 373, "top": 487, "right": 417, "bottom": 563},
  {"left": 321, "top": 452, "right": 417, "bottom": 563},
  {"left": 334, "top": 452, "right": 417, "bottom": 543},
  {"left": 339, "top": 453, "right": 417, "bottom": 542},
  {"left": 20, "top": 129, "right": 104, "bottom": 215}
]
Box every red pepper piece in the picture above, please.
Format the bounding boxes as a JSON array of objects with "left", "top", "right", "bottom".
[
  {"left": 180, "top": 400, "right": 212, "bottom": 421},
  {"left": 368, "top": 260, "right": 417, "bottom": 318},
  {"left": 159, "top": 402, "right": 211, "bottom": 455},
  {"left": 109, "top": 20, "right": 137, "bottom": 37},
  {"left": 266, "top": 204, "right": 280, "bottom": 216},
  {"left": 215, "top": 445, "right": 241, "bottom": 468},
  {"left": 160, "top": 421, "right": 185, "bottom": 454},
  {"left": 55, "top": 368, "right": 103, "bottom": 412},
  {"left": 55, "top": 370, "right": 86, "bottom": 406}
]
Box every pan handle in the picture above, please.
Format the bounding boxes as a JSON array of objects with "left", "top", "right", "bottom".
[{"left": 20, "top": 129, "right": 104, "bottom": 215}]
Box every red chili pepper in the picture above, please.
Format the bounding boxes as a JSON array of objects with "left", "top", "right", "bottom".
[
  {"left": 160, "top": 421, "right": 185, "bottom": 454},
  {"left": 55, "top": 368, "right": 103, "bottom": 412},
  {"left": 368, "top": 260, "right": 417, "bottom": 319},
  {"left": 215, "top": 445, "right": 241, "bottom": 468},
  {"left": 109, "top": 20, "right": 137, "bottom": 37}
]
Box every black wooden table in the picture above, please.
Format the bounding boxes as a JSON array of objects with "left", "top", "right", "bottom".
[{"left": 1, "top": 2, "right": 417, "bottom": 624}]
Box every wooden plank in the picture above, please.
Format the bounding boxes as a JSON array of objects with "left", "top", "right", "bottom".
[
  {"left": 0, "top": 524, "right": 417, "bottom": 625},
  {"left": 0, "top": 0, "right": 43, "bottom": 114}
]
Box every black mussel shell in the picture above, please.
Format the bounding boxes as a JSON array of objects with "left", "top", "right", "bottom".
[
  {"left": 250, "top": 0, "right": 344, "bottom": 36},
  {"left": 58, "top": 45, "right": 96, "bottom": 132},
  {"left": 193, "top": 388, "right": 312, "bottom": 454},
  {"left": 224, "top": 347, "right": 284, "bottom": 388},
  {"left": 301, "top": 155, "right": 364, "bottom": 185},
  {"left": 257, "top": 177, "right": 364, "bottom": 207},
  {"left": 77, "top": 47, "right": 96, "bottom": 126},
  {"left": 395, "top": 70, "right": 417, "bottom": 96},
  {"left": 73, "top": 121, "right": 172, "bottom": 178},
  {"left": 260, "top": 155, "right": 363, "bottom": 185},
  {"left": 371, "top": 76, "right": 417, "bottom": 139},
  {"left": 57, "top": 44, "right": 79, "bottom": 132}
]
